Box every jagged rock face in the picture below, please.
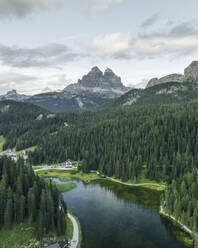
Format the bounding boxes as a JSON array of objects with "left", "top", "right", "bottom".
[
  {"left": 146, "top": 74, "right": 184, "bottom": 88},
  {"left": 103, "top": 68, "right": 125, "bottom": 89},
  {"left": 0, "top": 90, "right": 30, "bottom": 101},
  {"left": 63, "top": 66, "right": 129, "bottom": 100},
  {"left": 26, "top": 67, "right": 130, "bottom": 112},
  {"left": 66, "top": 67, "right": 127, "bottom": 92},
  {"left": 184, "top": 61, "right": 198, "bottom": 79},
  {"left": 146, "top": 61, "right": 198, "bottom": 89},
  {"left": 78, "top": 66, "right": 103, "bottom": 88}
]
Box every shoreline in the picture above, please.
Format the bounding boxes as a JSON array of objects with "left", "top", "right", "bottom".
[
  {"left": 160, "top": 205, "right": 194, "bottom": 247},
  {"left": 93, "top": 171, "right": 166, "bottom": 191},
  {"left": 160, "top": 205, "right": 193, "bottom": 235},
  {"left": 105, "top": 175, "right": 166, "bottom": 189},
  {"left": 35, "top": 167, "right": 193, "bottom": 246}
]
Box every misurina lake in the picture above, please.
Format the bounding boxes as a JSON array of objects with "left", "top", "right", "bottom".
[{"left": 54, "top": 178, "right": 189, "bottom": 248}]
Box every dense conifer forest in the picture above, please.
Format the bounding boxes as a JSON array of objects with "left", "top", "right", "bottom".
[
  {"left": 27, "top": 100, "right": 198, "bottom": 235},
  {"left": 0, "top": 157, "right": 67, "bottom": 238},
  {"left": 2, "top": 98, "right": 198, "bottom": 237},
  {"left": 29, "top": 101, "right": 198, "bottom": 183},
  {"left": 164, "top": 169, "right": 198, "bottom": 232}
]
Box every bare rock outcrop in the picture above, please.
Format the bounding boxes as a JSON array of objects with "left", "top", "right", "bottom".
[
  {"left": 146, "top": 74, "right": 184, "bottom": 88},
  {"left": 184, "top": 61, "right": 198, "bottom": 79}
]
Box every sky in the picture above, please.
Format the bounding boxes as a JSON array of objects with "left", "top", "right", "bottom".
[{"left": 1, "top": 0, "right": 198, "bottom": 94}]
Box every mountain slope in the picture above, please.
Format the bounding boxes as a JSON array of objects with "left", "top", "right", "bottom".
[
  {"left": 108, "top": 80, "right": 198, "bottom": 108},
  {"left": 0, "top": 100, "right": 50, "bottom": 150}
]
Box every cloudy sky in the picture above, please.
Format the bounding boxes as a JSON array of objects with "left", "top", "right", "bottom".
[{"left": 0, "top": 0, "right": 198, "bottom": 94}]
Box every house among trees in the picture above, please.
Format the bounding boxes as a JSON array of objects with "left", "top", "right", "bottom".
[
  {"left": 42, "top": 244, "right": 60, "bottom": 248},
  {"left": 42, "top": 242, "right": 69, "bottom": 248},
  {"left": 61, "top": 159, "right": 76, "bottom": 168}
]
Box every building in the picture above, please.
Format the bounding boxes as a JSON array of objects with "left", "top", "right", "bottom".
[{"left": 41, "top": 244, "right": 60, "bottom": 248}]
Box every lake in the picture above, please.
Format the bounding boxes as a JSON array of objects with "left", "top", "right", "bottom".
[{"left": 55, "top": 178, "right": 189, "bottom": 248}]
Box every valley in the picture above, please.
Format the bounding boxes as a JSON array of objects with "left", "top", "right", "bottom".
[
  {"left": 2, "top": 1, "right": 198, "bottom": 248},
  {"left": 1, "top": 61, "right": 198, "bottom": 247}
]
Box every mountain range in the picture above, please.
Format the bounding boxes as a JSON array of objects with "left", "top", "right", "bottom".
[
  {"left": 1, "top": 61, "right": 198, "bottom": 112},
  {"left": 0, "top": 67, "right": 130, "bottom": 112}
]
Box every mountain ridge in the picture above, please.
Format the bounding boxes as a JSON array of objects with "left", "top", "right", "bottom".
[
  {"left": 146, "top": 60, "right": 198, "bottom": 88},
  {"left": 0, "top": 66, "right": 130, "bottom": 112}
]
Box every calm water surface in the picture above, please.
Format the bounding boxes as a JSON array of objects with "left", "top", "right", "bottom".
[{"left": 54, "top": 178, "right": 188, "bottom": 248}]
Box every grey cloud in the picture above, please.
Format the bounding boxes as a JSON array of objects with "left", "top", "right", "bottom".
[
  {"left": 0, "top": 0, "right": 63, "bottom": 19},
  {"left": 170, "top": 22, "right": 198, "bottom": 37},
  {"left": 0, "top": 43, "right": 85, "bottom": 68},
  {"left": 91, "top": 21, "right": 198, "bottom": 60},
  {"left": 141, "top": 13, "right": 160, "bottom": 28},
  {"left": 83, "top": 0, "right": 123, "bottom": 14},
  {"left": 0, "top": 73, "right": 37, "bottom": 94}
]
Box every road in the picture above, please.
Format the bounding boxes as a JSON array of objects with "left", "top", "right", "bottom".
[
  {"left": 68, "top": 213, "right": 79, "bottom": 248},
  {"left": 106, "top": 176, "right": 166, "bottom": 188}
]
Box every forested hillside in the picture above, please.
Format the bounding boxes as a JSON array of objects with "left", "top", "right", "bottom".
[
  {"left": 28, "top": 100, "right": 198, "bottom": 236},
  {"left": 3, "top": 98, "right": 198, "bottom": 236},
  {"left": 0, "top": 157, "right": 67, "bottom": 238},
  {"left": 29, "top": 101, "right": 198, "bottom": 183},
  {"left": 0, "top": 100, "right": 68, "bottom": 150},
  {"left": 163, "top": 169, "right": 198, "bottom": 232}
]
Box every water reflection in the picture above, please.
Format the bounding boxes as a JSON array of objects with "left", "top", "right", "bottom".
[{"left": 55, "top": 179, "right": 188, "bottom": 248}]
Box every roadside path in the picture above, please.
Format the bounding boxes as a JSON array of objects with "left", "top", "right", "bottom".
[
  {"left": 93, "top": 170, "right": 166, "bottom": 189},
  {"left": 106, "top": 176, "right": 166, "bottom": 188},
  {"left": 68, "top": 213, "right": 79, "bottom": 248},
  {"left": 160, "top": 205, "right": 192, "bottom": 235}
]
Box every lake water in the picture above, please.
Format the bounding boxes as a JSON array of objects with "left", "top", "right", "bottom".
[{"left": 55, "top": 178, "right": 189, "bottom": 248}]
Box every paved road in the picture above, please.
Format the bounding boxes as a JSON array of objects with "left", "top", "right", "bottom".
[{"left": 68, "top": 213, "right": 79, "bottom": 248}]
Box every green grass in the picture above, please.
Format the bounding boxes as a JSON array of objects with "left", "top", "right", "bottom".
[
  {"left": 56, "top": 183, "right": 77, "bottom": 192},
  {"left": 0, "top": 135, "right": 6, "bottom": 152},
  {"left": 32, "top": 166, "right": 44, "bottom": 171},
  {"left": 0, "top": 221, "right": 35, "bottom": 248},
  {"left": 36, "top": 169, "right": 101, "bottom": 182},
  {"left": 66, "top": 215, "right": 73, "bottom": 240},
  {"left": 36, "top": 114, "right": 43, "bottom": 120},
  {"left": 40, "top": 176, "right": 77, "bottom": 193},
  {"left": 25, "top": 146, "right": 37, "bottom": 152},
  {"left": 36, "top": 168, "right": 165, "bottom": 191},
  {"left": 111, "top": 168, "right": 166, "bottom": 191},
  {"left": 17, "top": 146, "right": 37, "bottom": 154}
]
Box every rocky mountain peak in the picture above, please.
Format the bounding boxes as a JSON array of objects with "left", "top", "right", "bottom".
[
  {"left": 0, "top": 89, "right": 29, "bottom": 101},
  {"left": 146, "top": 74, "right": 184, "bottom": 88},
  {"left": 7, "top": 89, "right": 17, "bottom": 95},
  {"left": 104, "top": 68, "right": 114, "bottom": 75},
  {"left": 76, "top": 66, "right": 126, "bottom": 90},
  {"left": 146, "top": 78, "right": 159, "bottom": 88},
  {"left": 89, "top": 66, "right": 103, "bottom": 75},
  {"left": 184, "top": 60, "right": 198, "bottom": 79},
  {"left": 146, "top": 60, "right": 198, "bottom": 88}
]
